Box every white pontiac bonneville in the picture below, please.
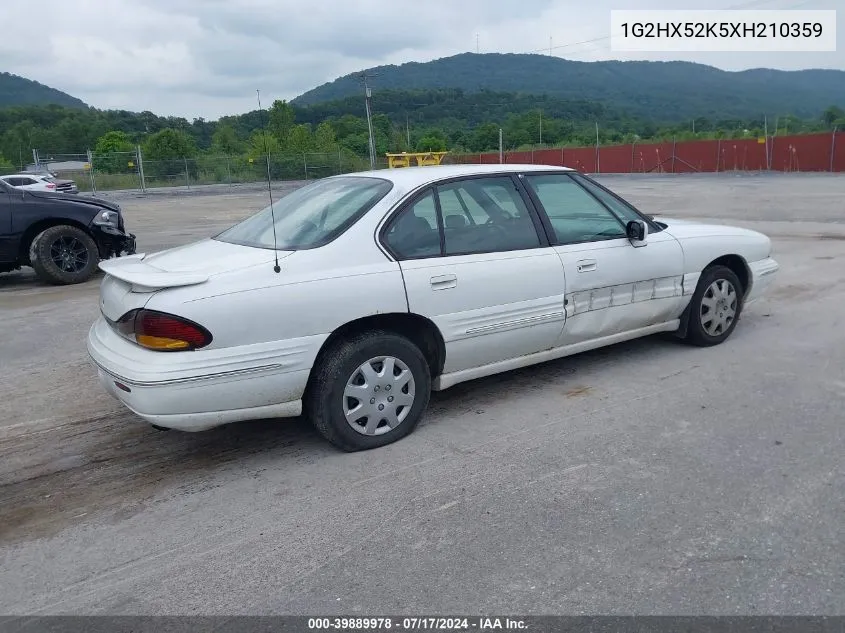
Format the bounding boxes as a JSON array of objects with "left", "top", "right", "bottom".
[{"left": 88, "top": 164, "right": 779, "bottom": 451}]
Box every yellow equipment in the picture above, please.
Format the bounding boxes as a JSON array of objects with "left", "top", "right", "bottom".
[{"left": 386, "top": 151, "right": 448, "bottom": 168}]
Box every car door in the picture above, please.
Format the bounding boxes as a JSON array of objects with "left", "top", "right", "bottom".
[
  {"left": 381, "top": 174, "right": 567, "bottom": 375},
  {"left": 521, "top": 172, "right": 686, "bottom": 346},
  {"left": 0, "top": 182, "right": 15, "bottom": 262}
]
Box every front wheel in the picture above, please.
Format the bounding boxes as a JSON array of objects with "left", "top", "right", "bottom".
[
  {"left": 306, "top": 330, "right": 432, "bottom": 452},
  {"left": 29, "top": 225, "right": 100, "bottom": 285},
  {"left": 684, "top": 265, "right": 744, "bottom": 347}
]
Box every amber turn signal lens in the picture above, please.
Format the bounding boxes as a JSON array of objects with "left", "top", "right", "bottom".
[{"left": 136, "top": 335, "right": 192, "bottom": 350}]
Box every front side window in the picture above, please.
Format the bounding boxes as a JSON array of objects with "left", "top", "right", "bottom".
[
  {"left": 572, "top": 174, "right": 658, "bottom": 231},
  {"left": 436, "top": 177, "right": 541, "bottom": 256},
  {"left": 524, "top": 174, "right": 626, "bottom": 244},
  {"left": 215, "top": 176, "right": 392, "bottom": 250}
]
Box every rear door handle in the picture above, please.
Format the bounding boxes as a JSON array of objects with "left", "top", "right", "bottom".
[
  {"left": 576, "top": 259, "right": 597, "bottom": 273},
  {"left": 430, "top": 274, "right": 457, "bottom": 290}
]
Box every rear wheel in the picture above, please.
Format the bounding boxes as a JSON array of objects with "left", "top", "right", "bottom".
[
  {"left": 29, "top": 225, "right": 100, "bottom": 285},
  {"left": 306, "top": 330, "right": 432, "bottom": 451},
  {"left": 684, "top": 265, "right": 744, "bottom": 347}
]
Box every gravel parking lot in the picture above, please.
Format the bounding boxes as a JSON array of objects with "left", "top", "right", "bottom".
[{"left": 0, "top": 173, "right": 843, "bottom": 615}]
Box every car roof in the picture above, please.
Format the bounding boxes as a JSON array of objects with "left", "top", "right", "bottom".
[{"left": 337, "top": 163, "right": 574, "bottom": 190}]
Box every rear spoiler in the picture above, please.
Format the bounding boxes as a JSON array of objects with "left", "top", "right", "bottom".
[{"left": 99, "top": 254, "right": 208, "bottom": 290}]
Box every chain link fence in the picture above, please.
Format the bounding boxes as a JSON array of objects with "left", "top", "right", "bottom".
[{"left": 29, "top": 148, "right": 381, "bottom": 195}]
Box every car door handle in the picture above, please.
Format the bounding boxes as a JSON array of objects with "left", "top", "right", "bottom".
[
  {"left": 576, "top": 259, "right": 597, "bottom": 273},
  {"left": 430, "top": 274, "right": 457, "bottom": 290}
]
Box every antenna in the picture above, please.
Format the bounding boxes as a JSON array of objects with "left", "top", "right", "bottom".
[{"left": 256, "top": 90, "right": 281, "bottom": 273}]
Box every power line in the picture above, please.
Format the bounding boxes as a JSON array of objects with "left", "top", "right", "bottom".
[{"left": 521, "top": 0, "right": 796, "bottom": 57}]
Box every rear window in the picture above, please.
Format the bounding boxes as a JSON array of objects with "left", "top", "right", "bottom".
[{"left": 214, "top": 176, "right": 393, "bottom": 250}]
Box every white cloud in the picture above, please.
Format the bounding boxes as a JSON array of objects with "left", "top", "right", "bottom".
[{"left": 2, "top": 0, "right": 842, "bottom": 119}]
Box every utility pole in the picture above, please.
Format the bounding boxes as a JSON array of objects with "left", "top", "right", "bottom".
[
  {"left": 406, "top": 115, "right": 411, "bottom": 149},
  {"left": 549, "top": 36, "right": 553, "bottom": 56},
  {"left": 360, "top": 72, "right": 378, "bottom": 170},
  {"left": 539, "top": 110, "right": 543, "bottom": 145},
  {"left": 595, "top": 122, "right": 600, "bottom": 173},
  {"left": 499, "top": 128, "right": 503, "bottom": 164},
  {"left": 476, "top": 33, "right": 480, "bottom": 54}
]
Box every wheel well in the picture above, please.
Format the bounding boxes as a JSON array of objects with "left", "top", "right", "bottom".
[
  {"left": 676, "top": 254, "right": 751, "bottom": 339},
  {"left": 19, "top": 219, "right": 94, "bottom": 265},
  {"left": 310, "top": 313, "right": 446, "bottom": 381},
  {"left": 705, "top": 254, "right": 750, "bottom": 296}
]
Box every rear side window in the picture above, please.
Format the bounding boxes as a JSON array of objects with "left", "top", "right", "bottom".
[
  {"left": 383, "top": 176, "right": 543, "bottom": 260},
  {"left": 436, "top": 177, "right": 540, "bottom": 256},
  {"left": 383, "top": 190, "right": 441, "bottom": 259}
]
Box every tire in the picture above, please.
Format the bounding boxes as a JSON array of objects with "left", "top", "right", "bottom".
[
  {"left": 684, "top": 265, "right": 744, "bottom": 347},
  {"left": 306, "top": 330, "right": 432, "bottom": 452},
  {"left": 29, "top": 225, "right": 100, "bottom": 285}
]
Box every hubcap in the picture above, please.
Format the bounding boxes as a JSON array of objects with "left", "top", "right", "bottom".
[
  {"left": 700, "top": 278, "right": 737, "bottom": 336},
  {"left": 343, "top": 356, "right": 415, "bottom": 436},
  {"left": 49, "top": 236, "right": 89, "bottom": 273}
]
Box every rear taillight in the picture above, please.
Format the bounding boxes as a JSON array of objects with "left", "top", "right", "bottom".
[
  {"left": 46, "top": 183, "right": 56, "bottom": 189},
  {"left": 115, "top": 309, "right": 212, "bottom": 351}
]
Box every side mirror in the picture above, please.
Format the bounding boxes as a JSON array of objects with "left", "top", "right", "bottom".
[{"left": 626, "top": 220, "right": 648, "bottom": 246}]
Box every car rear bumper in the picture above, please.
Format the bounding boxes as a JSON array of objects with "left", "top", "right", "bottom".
[
  {"left": 87, "top": 317, "right": 317, "bottom": 431},
  {"left": 745, "top": 256, "right": 779, "bottom": 305}
]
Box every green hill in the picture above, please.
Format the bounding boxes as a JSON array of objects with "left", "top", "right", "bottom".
[
  {"left": 0, "top": 72, "right": 87, "bottom": 109},
  {"left": 292, "top": 53, "right": 845, "bottom": 122}
]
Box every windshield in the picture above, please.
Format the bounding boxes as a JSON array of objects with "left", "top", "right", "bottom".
[{"left": 214, "top": 176, "right": 393, "bottom": 250}]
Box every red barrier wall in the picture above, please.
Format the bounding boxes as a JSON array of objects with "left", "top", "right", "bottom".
[{"left": 455, "top": 132, "right": 845, "bottom": 173}]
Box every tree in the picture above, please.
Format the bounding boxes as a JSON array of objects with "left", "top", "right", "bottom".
[
  {"left": 822, "top": 106, "right": 844, "bottom": 128},
  {"left": 314, "top": 122, "right": 337, "bottom": 152},
  {"left": 95, "top": 130, "right": 133, "bottom": 154},
  {"left": 93, "top": 131, "right": 135, "bottom": 173},
  {"left": 143, "top": 128, "right": 197, "bottom": 178},
  {"left": 287, "top": 124, "right": 313, "bottom": 154},
  {"left": 211, "top": 124, "right": 244, "bottom": 155},
  {"left": 143, "top": 128, "right": 196, "bottom": 160},
  {"left": 0, "top": 154, "right": 14, "bottom": 172},
  {"left": 470, "top": 123, "right": 500, "bottom": 152},
  {"left": 247, "top": 130, "right": 282, "bottom": 160},
  {"left": 269, "top": 100, "right": 296, "bottom": 145},
  {"left": 416, "top": 129, "right": 447, "bottom": 152}
]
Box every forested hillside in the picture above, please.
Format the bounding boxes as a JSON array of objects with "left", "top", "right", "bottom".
[
  {"left": 293, "top": 53, "right": 845, "bottom": 122},
  {"left": 0, "top": 72, "right": 87, "bottom": 109}
]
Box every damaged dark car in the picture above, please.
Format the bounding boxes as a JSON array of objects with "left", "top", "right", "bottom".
[{"left": 0, "top": 178, "right": 136, "bottom": 285}]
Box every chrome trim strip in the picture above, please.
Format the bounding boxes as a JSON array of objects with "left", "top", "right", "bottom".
[
  {"left": 91, "top": 358, "right": 286, "bottom": 387},
  {"left": 465, "top": 311, "right": 566, "bottom": 335}
]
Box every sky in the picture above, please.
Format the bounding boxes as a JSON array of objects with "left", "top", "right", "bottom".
[{"left": 1, "top": 0, "right": 842, "bottom": 120}]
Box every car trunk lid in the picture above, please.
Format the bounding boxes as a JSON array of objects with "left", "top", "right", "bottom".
[{"left": 98, "top": 239, "right": 293, "bottom": 319}]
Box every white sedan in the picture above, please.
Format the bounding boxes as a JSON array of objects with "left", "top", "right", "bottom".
[
  {"left": 0, "top": 172, "right": 71, "bottom": 192},
  {"left": 87, "top": 164, "right": 779, "bottom": 451}
]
